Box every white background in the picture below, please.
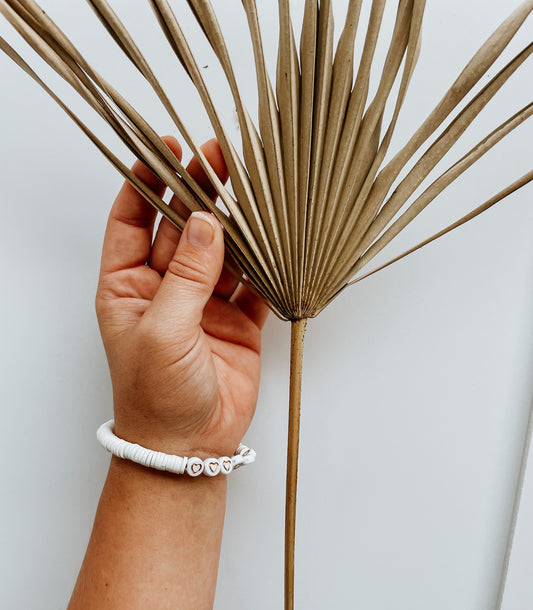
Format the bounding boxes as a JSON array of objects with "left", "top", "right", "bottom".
[{"left": 0, "top": 1, "right": 532, "bottom": 608}]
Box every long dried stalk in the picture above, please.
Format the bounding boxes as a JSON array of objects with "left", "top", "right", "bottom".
[{"left": 285, "top": 318, "right": 307, "bottom": 610}]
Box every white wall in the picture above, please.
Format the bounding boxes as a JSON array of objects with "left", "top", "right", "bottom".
[{"left": 0, "top": 1, "right": 532, "bottom": 608}]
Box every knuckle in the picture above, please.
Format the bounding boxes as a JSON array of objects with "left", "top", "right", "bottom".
[{"left": 166, "top": 252, "right": 212, "bottom": 289}]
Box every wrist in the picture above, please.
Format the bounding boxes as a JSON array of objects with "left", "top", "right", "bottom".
[
  {"left": 108, "top": 455, "right": 228, "bottom": 492},
  {"left": 112, "top": 410, "right": 242, "bottom": 459},
  {"left": 113, "top": 423, "right": 232, "bottom": 460}
]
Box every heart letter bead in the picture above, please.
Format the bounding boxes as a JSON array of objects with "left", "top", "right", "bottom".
[
  {"left": 219, "top": 457, "right": 233, "bottom": 475},
  {"left": 186, "top": 457, "right": 204, "bottom": 477},
  {"left": 204, "top": 458, "right": 221, "bottom": 477}
]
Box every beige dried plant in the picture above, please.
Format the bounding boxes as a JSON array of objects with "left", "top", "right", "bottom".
[{"left": 1, "top": 1, "right": 532, "bottom": 608}]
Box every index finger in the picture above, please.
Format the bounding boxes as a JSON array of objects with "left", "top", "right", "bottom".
[{"left": 99, "top": 136, "right": 183, "bottom": 275}]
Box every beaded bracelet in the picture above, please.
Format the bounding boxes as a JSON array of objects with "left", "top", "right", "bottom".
[{"left": 96, "top": 419, "right": 256, "bottom": 477}]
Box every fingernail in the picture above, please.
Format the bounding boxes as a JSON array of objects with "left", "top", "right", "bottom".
[{"left": 186, "top": 212, "right": 215, "bottom": 249}]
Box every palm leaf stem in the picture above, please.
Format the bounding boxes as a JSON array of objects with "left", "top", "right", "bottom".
[{"left": 285, "top": 318, "right": 307, "bottom": 610}]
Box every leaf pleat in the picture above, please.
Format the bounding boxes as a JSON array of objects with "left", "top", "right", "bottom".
[
  {"left": 315, "top": 167, "right": 533, "bottom": 314},
  {"left": 1, "top": 1, "right": 286, "bottom": 314},
  {"left": 319, "top": 10, "right": 533, "bottom": 300},
  {"left": 349, "top": 169, "right": 533, "bottom": 286},
  {"left": 2, "top": 0, "right": 223, "bottom": 219},
  {"left": 7, "top": 0, "right": 234, "bottom": 217},
  {"left": 354, "top": 42, "right": 533, "bottom": 261},
  {"left": 240, "top": 0, "right": 292, "bottom": 304},
  {"left": 304, "top": 0, "right": 362, "bottom": 299},
  {"left": 296, "top": 0, "right": 318, "bottom": 310},
  {"left": 276, "top": 0, "right": 300, "bottom": 308},
  {"left": 87, "top": 0, "right": 288, "bottom": 310},
  {"left": 85, "top": 0, "right": 240, "bottom": 215},
  {"left": 301, "top": 0, "right": 334, "bottom": 308},
  {"left": 332, "top": 102, "right": 533, "bottom": 295},
  {"left": 324, "top": 0, "right": 387, "bottom": 218},
  {"left": 85, "top": 0, "right": 277, "bottom": 280},
  {"left": 0, "top": 35, "right": 185, "bottom": 229},
  {"left": 308, "top": 0, "right": 418, "bottom": 307},
  {"left": 358, "top": 0, "right": 533, "bottom": 239},
  {"left": 186, "top": 0, "right": 293, "bottom": 312},
  {"left": 304, "top": 0, "right": 386, "bottom": 305},
  {"left": 147, "top": 0, "right": 284, "bottom": 299}
]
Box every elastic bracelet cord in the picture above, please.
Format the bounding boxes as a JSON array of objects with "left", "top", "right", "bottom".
[{"left": 96, "top": 419, "right": 256, "bottom": 477}]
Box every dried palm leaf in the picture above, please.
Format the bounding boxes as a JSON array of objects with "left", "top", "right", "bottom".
[{"left": 1, "top": 1, "right": 532, "bottom": 608}]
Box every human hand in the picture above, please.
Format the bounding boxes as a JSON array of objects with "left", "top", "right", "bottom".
[{"left": 95, "top": 137, "right": 269, "bottom": 460}]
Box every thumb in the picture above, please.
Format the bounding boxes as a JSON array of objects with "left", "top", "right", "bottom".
[{"left": 150, "top": 211, "right": 225, "bottom": 331}]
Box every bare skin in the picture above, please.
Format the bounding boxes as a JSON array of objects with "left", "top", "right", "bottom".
[{"left": 68, "top": 137, "right": 269, "bottom": 609}]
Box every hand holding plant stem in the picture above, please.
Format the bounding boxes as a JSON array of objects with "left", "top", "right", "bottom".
[{"left": 96, "top": 136, "right": 270, "bottom": 458}]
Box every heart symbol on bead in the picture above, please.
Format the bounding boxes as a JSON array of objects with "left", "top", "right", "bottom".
[
  {"left": 209, "top": 462, "right": 219, "bottom": 473},
  {"left": 222, "top": 460, "right": 232, "bottom": 472},
  {"left": 191, "top": 463, "right": 202, "bottom": 474}
]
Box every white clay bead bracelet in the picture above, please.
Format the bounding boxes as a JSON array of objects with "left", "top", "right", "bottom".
[{"left": 96, "top": 419, "right": 255, "bottom": 476}]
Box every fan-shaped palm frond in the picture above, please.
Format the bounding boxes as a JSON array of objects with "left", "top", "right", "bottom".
[{"left": 1, "top": 1, "right": 531, "bottom": 608}]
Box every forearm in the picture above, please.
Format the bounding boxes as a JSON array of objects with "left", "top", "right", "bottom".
[{"left": 68, "top": 456, "right": 227, "bottom": 610}]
